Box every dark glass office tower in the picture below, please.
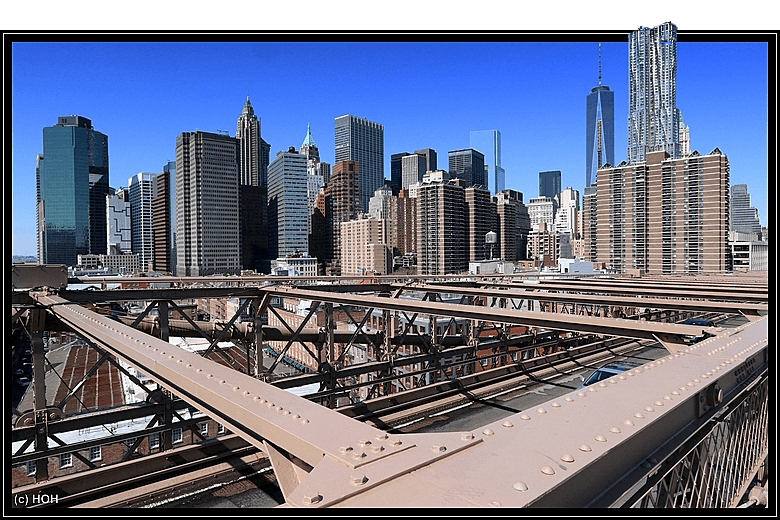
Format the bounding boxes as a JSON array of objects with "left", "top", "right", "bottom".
[
  {"left": 448, "top": 148, "right": 485, "bottom": 187},
  {"left": 586, "top": 45, "right": 614, "bottom": 187},
  {"left": 37, "top": 115, "right": 108, "bottom": 266},
  {"left": 539, "top": 170, "right": 561, "bottom": 200},
  {"left": 390, "top": 152, "right": 411, "bottom": 195}
]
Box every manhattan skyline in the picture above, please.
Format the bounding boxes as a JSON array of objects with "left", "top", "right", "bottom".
[{"left": 10, "top": 36, "right": 770, "bottom": 256}]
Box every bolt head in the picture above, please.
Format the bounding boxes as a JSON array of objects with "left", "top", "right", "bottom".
[{"left": 302, "top": 492, "right": 322, "bottom": 505}]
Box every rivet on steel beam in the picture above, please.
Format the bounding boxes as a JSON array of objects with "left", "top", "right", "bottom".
[
  {"left": 375, "top": 433, "right": 388, "bottom": 441},
  {"left": 462, "top": 433, "right": 474, "bottom": 441},
  {"left": 282, "top": 410, "right": 291, "bottom": 416},
  {"left": 645, "top": 406, "right": 654, "bottom": 412},
  {"left": 536, "top": 408, "right": 547, "bottom": 415},
  {"left": 576, "top": 391, "right": 586, "bottom": 398},
  {"left": 266, "top": 402, "right": 275, "bottom": 408},
  {"left": 350, "top": 475, "right": 367, "bottom": 486},
  {"left": 389, "top": 439, "right": 401, "bottom": 446},
  {"left": 618, "top": 375, "right": 626, "bottom": 380},
  {"left": 219, "top": 380, "right": 226, "bottom": 385},
  {"left": 609, "top": 427, "right": 621, "bottom": 434},
  {"left": 371, "top": 445, "right": 384, "bottom": 453},
  {"left": 654, "top": 401, "right": 664, "bottom": 407},
  {"left": 483, "top": 428, "right": 495, "bottom": 436},
  {"left": 160, "top": 352, "right": 166, "bottom": 356},
  {"left": 598, "top": 382, "right": 607, "bottom": 388},
  {"left": 671, "top": 390, "right": 680, "bottom": 396},
  {"left": 663, "top": 395, "right": 672, "bottom": 401},
  {"left": 541, "top": 466, "right": 555, "bottom": 475},
  {"left": 243, "top": 390, "right": 250, "bottom": 396},
  {"left": 169, "top": 355, "right": 175, "bottom": 359},
  {"left": 519, "top": 413, "right": 531, "bottom": 421},
  {"left": 177, "top": 358, "right": 183, "bottom": 363},
  {"left": 489, "top": 501, "right": 502, "bottom": 506},
  {"left": 700, "top": 374, "right": 708, "bottom": 379},
  {"left": 301, "top": 419, "right": 309, "bottom": 424},
  {"left": 432, "top": 445, "right": 447, "bottom": 452},
  {"left": 207, "top": 374, "right": 214, "bottom": 379},
  {"left": 579, "top": 444, "right": 592, "bottom": 452},
  {"left": 302, "top": 493, "right": 322, "bottom": 505},
  {"left": 186, "top": 364, "right": 192, "bottom": 368},
  {"left": 564, "top": 396, "right": 574, "bottom": 402},
  {"left": 503, "top": 420, "right": 514, "bottom": 427},
  {"left": 634, "top": 412, "right": 645, "bottom": 419},
  {"left": 513, "top": 482, "right": 528, "bottom": 492},
  {"left": 693, "top": 378, "right": 701, "bottom": 383},
  {"left": 686, "top": 382, "right": 695, "bottom": 387},
  {"left": 560, "top": 454, "right": 575, "bottom": 463},
  {"left": 623, "top": 419, "right": 634, "bottom": 427},
  {"left": 358, "top": 439, "right": 371, "bottom": 446},
  {"left": 353, "top": 452, "right": 366, "bottom": 460},
  {"left": 233, "top": 386, "right": 240, "bottom": 391},
  {"left": 625, "top": 372, "right": 634, "bottom": 377},
  {"left": 595, "top": 435, "right": 607, "bottom": 442},
  {"left": 551, "top": 402, "right": 561, "bottom": 408},
  {"left": 154, "top": 348, "right": 159, "bottom": 352},
  {"left": 275, "top": 406, "right": 284, "bottom": 413},
  {"left": 587, "top": 387, "right": 597, "bottom": 393},
  {"left": 292, "top": 414, "right": 300, "bottom": 420},
  {"left": 340, "top": 446, "right": 353, "bottom": 453},
  {"left": 609, "top": 379, "right": 618, "bottom": 384}
]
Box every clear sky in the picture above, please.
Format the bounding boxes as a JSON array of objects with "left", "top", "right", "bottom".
[{"left": 9, "top": 32, "right": 771, "bottom": 256}]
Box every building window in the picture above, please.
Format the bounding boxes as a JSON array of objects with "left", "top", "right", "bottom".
[
  {"left": 59, "top": 453, "right": 73, "bottom": 469},
  {"left": 172, "top": 428, "right": 183, "bottom": 444},
  {"left": 89, "top": 446, "right": 102, "bottom": 462},
  {"left": 217, "top": 423, "right": 225, "bottom": 434},
  {"left": 200, "top": 422, "right": 209, "bottom": 438},
  {"left": 149, "top": 433, "right": 160, "bottom": 450},
  {"left": 27, "top": 461, "right": 36, "bottom": 476}
]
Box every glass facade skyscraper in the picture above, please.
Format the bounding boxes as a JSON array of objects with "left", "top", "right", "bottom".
[
  {"left": 469, "top": 130, "right": 504, "bottom": 194},
  {"left": 586, "top": 47, "right": 614, "bottom": 188},
  {"left": 37, "top": 115, "right": 108, "bottom": 266},
  {"left": 448, "top": 148, "right": 486, "bottom": 187},
  {"left": 334, "top": 115, "right": 384, "bottom": 212},
  {"left": 539, "top": 170, "right": 561, "bottom": 201},
  {"left": 628, "top": 22, "right": 680, "bottom": 163}
]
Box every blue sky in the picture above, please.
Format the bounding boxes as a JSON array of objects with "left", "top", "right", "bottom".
[{"left": 10, "top": 34, "right": 770, "bottom": 256}]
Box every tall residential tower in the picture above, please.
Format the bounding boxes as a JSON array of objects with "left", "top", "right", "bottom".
[{"left": 627, "top": 22, "right": 680, "bottom": 163}]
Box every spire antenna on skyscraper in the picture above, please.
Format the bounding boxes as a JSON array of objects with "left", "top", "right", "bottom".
[{"left": 598, "top": 43, "right": 602, "bottom": 86}]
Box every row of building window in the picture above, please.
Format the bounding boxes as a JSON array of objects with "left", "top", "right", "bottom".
[{"left": 25, "top": 423, "right": 226, "bottom": 476}]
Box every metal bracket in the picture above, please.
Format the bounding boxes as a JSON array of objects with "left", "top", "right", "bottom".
[
  {"left": 697, "top": 381, "right": 723, "bottom": 417},
  {"left": 15, "top": 407, "right": 65, "bottom": 428}
]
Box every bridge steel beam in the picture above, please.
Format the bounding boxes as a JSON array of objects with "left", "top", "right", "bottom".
[
  {"left": 260, "top": 286, "right": 723, "bottom": 350},
  {"left": 22, "top": 290, "right": 767, "bottom": 508},
  {"left": 393, "top": 283, "right": 767, "bottom": 318}
]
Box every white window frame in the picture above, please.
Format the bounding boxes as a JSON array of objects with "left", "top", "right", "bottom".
[
  {"left": 217, "top": 423, "right": 225, "bottom": 434},
  {"left": 149, "top": 432, "right": 160, "bottom": 449},
  {"left": 172, "top": 428, "right": 183, "bottom": 444},
  {"left": 59, "top": 452, "right": 73, "bottom": 469},
  {"left": 89, "top": 445, "right": 102, "bottom": 462},
  {"left": 27, "top": 461, "right": 36, "bottom": 476},
  {"left": 200, "top": 422, "right": 209, "bottom": 438}
]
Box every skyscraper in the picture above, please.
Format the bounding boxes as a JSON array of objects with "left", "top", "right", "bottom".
[
  {"left": 268, "top": 147, "right": 309, "bottom": 259},
  {"left": 236, "top": 97, "right": 261, "bottom": 186},
  {"left": 628, "top": 22, "right": 680, "bottom": 163},
  {"left": 128, "top": 172, "right": 155, "bottom": 272},
  {"left": 36, "top": 115, "right": 109, "bottom": 266},
  {"left": 448, "top": 148, "right": 486, "bottom": 187},
  {"left": 300, "top": 123, "right": 320, "bottom": 163},
  {"left": 469, "top": 131, "right": 504, "bottom": 194},
  {"left": 152, "top": 165, "right": 175, "bottom": 273},
  {"left": 730, "top": 184, "right": 762, "bottom": 235},
  {"left": 414, "top": 148, "right": 438, "bottom": 175},
  {"left": 590, "top": 149, "right": 730, "bottom": 274},
  {"left": 585, "top": 44, "right": 614, "bottom": 187},
  {"left": 390, "top": 152, "right": 411, "bottom": 195},
  {"left": 107, "top": 187, "right": 131, "bottom": 254},
  {"left": 538, "top": 170, "right": 561, "bottom": 201},
  {"left": 175, "top": 131, "right": 241, "bottom": 276},
  {"left": 401, "top": 153, "right": 427, "bottom": 191},
  {"left": 417, "top": 175, "right": 466, "bottom": 275},
  {"left": 334, "top": 115, "right": 384, "bottom": 212},
  {"left": 324, "top": 161, "right": 361, "bottom": 276}
]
